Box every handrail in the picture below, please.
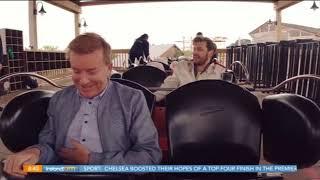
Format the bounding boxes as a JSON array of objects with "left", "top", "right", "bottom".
[
  {"left": 260, "top": 74, "right": 320, "bottom": 93},
  {"left": 2, "top": 73, "right": 319, "bottom": 94},
  {"left": 227, "top": 61, "right": 250, "bottom": 83},
  {"left": 0, "top": 72, "right": 66, "bottom": 89},
  {"left": 149, "top": 74, "right": 320, "bottom": 93}
]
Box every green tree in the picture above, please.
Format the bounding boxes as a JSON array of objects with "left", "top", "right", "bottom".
[
  {"left": 175, "top": 50, "right": 184, "bottom": 58},
  {"left": 182, "top": 50, "right": 192, "bottom": 57},
  {"left": 41, "top": 45, "right": 59, "bottom": 51}
]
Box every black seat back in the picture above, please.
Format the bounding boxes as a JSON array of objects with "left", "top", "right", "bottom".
[
  {"left": 0, "top": 90, "right": 54, "bottom": 152},
  {"left": 147, "top": 61, "right": 172, "bottom": 76},
  {"left": 110, "top": 73, "right": 121, "bottom": 79},
  {"left": 166, "top": 80, "right": 262, "bottom": 165},
  {"left": 262, "top": 93, "right": 320, "bottom": 168},
  {"left": 147, "top": 61, "right": 171, "bottom": 70},
  {"left": 111, "top": 78, "right": 155, "bottom": 113},
  {"left": 122, "top": 65, "right": 166, "bottom": 88}
]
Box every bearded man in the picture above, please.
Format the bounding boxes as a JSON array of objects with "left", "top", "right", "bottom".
[{"left": 155, "top": 36, "right": 225, "bottom": 101}]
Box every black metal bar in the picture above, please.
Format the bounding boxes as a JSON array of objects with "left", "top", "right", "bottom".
[
  {"left": 261, "top": 74, "right": 320, "bottom": 93},
  {"left": 0, "top": 72, "right": 65, "bottom": 89}
]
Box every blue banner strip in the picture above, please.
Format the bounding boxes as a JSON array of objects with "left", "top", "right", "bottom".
[{"left": 41, "top": 165, "right": 297, "bottom": 173}]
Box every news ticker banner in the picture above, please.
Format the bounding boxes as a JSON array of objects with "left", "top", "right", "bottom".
[{"left": 23, "top": 165, "right": 297, "bottom": 173}]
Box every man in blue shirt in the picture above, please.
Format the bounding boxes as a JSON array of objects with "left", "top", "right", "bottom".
[{"left": 3, "top": 33, "right": 161, "bottom": 178}]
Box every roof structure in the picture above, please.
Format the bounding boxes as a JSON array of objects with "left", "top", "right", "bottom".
[
  {"left": 250, "top": 21, "right": 320, "bottom": 36},
  {"left": 28, "top": 0, "right": 302, "bottom": 50},
  {"left": 150, "top": 44, "right": 182, "bottom": 58},
  {"left": 281, "top": 23, "right": 320, "bottom": 35},
  {"left": 45, "top": 0, "right": 302, "bottom": 12}
]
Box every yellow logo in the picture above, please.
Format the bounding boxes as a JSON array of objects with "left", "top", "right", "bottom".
[{"left": 23, "top": 165, "right": 43, "bottom": 173}]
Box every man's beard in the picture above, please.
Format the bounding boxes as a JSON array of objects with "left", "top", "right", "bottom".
[{"left": 193, "top": 53, "right": 209, "bottom": 66}]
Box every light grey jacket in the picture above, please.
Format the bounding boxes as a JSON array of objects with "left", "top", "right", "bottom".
[
  {"left": 33, "top": 81, "right": 162, "bottom": 165},
  {"left": 154, "top": 60, "right": 225, "bottom": 101}
]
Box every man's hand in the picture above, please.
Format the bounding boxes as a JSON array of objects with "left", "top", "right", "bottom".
[
  {"left": 58, "top": 139, "right": 90, "bottom": 164},
  {"left": 0, "top": 63, "right": 3, "bottom": 70},
  {"left": 3, "top": 148, "right": 40, "bottom": 178}
]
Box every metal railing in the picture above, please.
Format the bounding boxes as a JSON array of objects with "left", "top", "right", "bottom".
[
  {"left": 227, "top": 40, "right": 320, "bottom": 106},
  {"left": 0, "top": 72, "right": 65, "bottom": 89},
  {"left": 111, "top": 48, "right": 228, "bottom": 70}
]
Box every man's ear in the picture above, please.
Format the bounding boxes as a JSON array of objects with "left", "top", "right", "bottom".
[
  {"left": 208, "top": 50, "right": 214, "bottom": 60},
  {"left": 106, "top": 63, "right": 113, "bottom": 79},
  {"left": 107, "top": 63, "right": 113, "bottom": 70}
]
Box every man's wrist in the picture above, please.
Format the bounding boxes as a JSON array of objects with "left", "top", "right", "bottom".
[{"left": 25, "top": 148, "right": 41, "bottom": 157}]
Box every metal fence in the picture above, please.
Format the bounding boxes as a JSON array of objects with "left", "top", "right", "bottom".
[
  {"left": 227, "top": 39, "right": 320, "bottom": 105},
  {"left": 112, "top": 49, "right": 228, "bottom": 71},
  {"left": 112, "top": 49, "right": 129, "bottom": 71}
]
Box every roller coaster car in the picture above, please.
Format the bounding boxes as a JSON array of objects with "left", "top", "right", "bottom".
[
  {"left": 0, "top": 73, "right": 319, "bottom": 180},
  {"left": 164, "top": 80, "right": 320, "bottom": 179}
]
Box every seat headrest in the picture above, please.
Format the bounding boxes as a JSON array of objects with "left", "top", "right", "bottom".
[
  {"left": 110, "top": 73, "right": 122, "bottom": 79},
  {"left": 0, "top": 90, "right": 54, "bottom": 152},
  {"left": 166, "top": 80, "right": 262, "bottom": 165},
  {"left": 262, "top": 93, "right": 320, "bottom": 168},
  {"left": 122, "top": 66, "right": 166, "bottom": 88}
]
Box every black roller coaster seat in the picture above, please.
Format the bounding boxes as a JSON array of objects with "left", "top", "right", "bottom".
[
  {"left": 166, "top": 80, "right": 262, "bottom": 165},
  {"left": 122, "top": 65, "right": 167, "bottom": 88},
  {"left": 0, "top": 90, "right": 54, "bottom": 152},
  {"left": 110, "top": 73, "right": 122, "bottom": 79},
  {"left": 262, "top": 93, "right": 320, "bottom": 168}
]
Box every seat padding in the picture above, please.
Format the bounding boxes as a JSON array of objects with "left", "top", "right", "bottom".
[
  {"left": 122, "top": 65, "right": 166, "bottom": 88},
  {"left": 0, "top": 90, "right": 54, "bottom": 152},
  {"left": 166, "top": 80, "right": 262, "bottom": 165},
  {"left": 262, "top": 93, "right": 320, "bottom": 168}
]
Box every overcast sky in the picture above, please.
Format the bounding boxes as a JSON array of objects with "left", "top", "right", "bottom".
[{"left": 0, "top": 1, "right": 319, "bottom": 50}]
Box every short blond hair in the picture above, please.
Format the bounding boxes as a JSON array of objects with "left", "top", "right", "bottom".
[{"left": 66, "top": 33, "right": 111, "bottom": 64}]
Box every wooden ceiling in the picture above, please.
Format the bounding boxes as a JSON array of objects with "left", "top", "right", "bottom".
[
  {"left": 45, "top": 0, "right": 302, "bottom": 14},
  {"left": 76, "top": 0, "right": 301, "bottom": 9}
]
